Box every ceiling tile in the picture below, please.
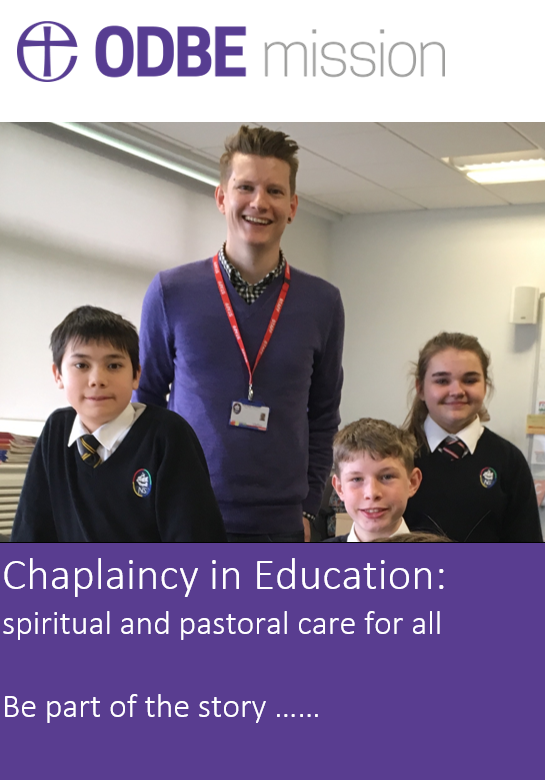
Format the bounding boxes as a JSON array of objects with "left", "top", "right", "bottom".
[
  {"left": 303, "top": 128, "right": 433, "bottom": 169},
  {"left": 258, "top": 122, "right": 381, "bottom": 143},
  {"left": 314, "top": 188, "right": 422, "bottom": 214},
  {"left": 353, "top": 159, "right": 465, "bottom": 189},
  {"left": 381, "top": 123, "right": 538, "bottom": 158},
  {"left": 509, "top": 124, "right": 545, "bottom": 150},
  {"left": 296, "top": 147, "right": 339, "bottom": 171},
  {"left": 483, "top": 181, "right": 545, "bottom": 205},
  {"left": 393, "top": 184, "right": 508, "bottom": 209},
  {"left": 138, "top": 122, "right": 243, "bottom": 151},
  {"left": 297, "top": 164, "right": 370, "bottom": 194}
]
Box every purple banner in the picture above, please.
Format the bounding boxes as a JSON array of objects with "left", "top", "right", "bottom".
[{"left": 1, "top": 544, "right": 543, "bottom": 778}]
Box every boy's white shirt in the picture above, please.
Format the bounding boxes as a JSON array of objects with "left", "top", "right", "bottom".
[
  {"left": 68, "top": 402, "right": 146, "bottom": 462},
  {"left": 347, "top": 517, "right": 410, "bottom": 543},
  {"left": 424, "top": 414, "right": 484, "bottom": 455}
]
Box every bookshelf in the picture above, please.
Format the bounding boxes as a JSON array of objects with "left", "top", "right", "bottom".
[{"left": 0, "top": 464, "right": 27, "bottom": 539}]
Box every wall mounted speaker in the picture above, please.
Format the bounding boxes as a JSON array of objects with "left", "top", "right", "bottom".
[{"left": 510, "top": 286, "right": 539, "bottom": 324}]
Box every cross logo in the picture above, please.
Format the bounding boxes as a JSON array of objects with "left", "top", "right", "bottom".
[{"left": 18, "top": 21, "right": 77, "bottom": 82}]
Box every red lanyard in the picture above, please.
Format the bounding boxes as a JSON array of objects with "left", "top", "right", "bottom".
[{"left": 213, "top": 254, "right": 290, "bottom": 400}]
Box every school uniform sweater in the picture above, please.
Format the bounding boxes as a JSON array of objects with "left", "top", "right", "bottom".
[
  {"left": 135, "top": 258, "right": 345, "bottom": 535},
  {"left": 11, "top": 406, "right": 227, "bottom": 543},
  {"left": 404, "top": 428, "right": 542, "bottom": 542}
]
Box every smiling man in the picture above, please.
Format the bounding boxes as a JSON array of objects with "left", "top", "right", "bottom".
[{"left": 136, "top": 125, "right": 345, "bottom": 542}]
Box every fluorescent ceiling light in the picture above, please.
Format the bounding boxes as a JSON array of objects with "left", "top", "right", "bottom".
[
  {"left": 461, "top": 159, "right": 545, "bottom": 184},
  {"left": 51, "top": 122, "right": 220, "bottom": 187},
  {"left": 445, "top": 151, "right": 545, "bottom": 185}
]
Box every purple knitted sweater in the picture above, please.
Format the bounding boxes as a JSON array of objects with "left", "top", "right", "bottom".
[{"left": 136, "top": 258, "right": 344, "bottom": 534}]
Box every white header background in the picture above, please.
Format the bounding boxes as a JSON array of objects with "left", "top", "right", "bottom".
[{"left": 1, "top": 0, "right": 543, "bottom": 120}]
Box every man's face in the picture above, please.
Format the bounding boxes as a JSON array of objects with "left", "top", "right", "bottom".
[{"left": 215, "top": 153, "right": 298, "bottom": 258}]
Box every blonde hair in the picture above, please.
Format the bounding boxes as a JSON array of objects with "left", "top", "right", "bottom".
[
  {"left": 333, "top": 418, "right": 417, "bottom": 476},
  {"left": 220, "top": 125, "right": 299, "bottom": 193},
  {"left": 404, "top": 332, "right": 493, "bottom": 451}
]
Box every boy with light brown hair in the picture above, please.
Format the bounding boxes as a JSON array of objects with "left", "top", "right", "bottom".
[{"left": 325, "top": 418, "right": 422, "bottom": 543}]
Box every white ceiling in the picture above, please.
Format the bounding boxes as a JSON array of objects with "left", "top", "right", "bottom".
[{"left": 129, "top": 122, "right": 545, "bottom": 216}]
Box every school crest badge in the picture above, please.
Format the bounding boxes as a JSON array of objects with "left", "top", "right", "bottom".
[
  {"left": 133, "top": 469, "right": 152, "bottom": 497},
  {"left": 479, "top": 467, "right": 497, "bottom": 489}
]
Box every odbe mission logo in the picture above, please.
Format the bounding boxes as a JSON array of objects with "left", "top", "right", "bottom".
[{"left": 16, "top": 20, "right": 445, "bottom": 83}]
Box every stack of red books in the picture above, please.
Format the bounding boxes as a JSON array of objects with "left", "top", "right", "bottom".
[{"left": 0, "top": 432, "right": 38, "bottom": 465}]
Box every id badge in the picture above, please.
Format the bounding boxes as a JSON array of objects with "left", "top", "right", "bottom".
[{"left": 229, "top": 400, "right": 270, "bottom": 432}]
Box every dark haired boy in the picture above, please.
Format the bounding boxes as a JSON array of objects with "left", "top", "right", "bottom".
[
  {"left": 324, "top": 419, "right": 422, "bottom": 543},
  {"left": 136, "top": 125, "right": 344, "bottom": 542},
  {"left": 11, "top": 306, "right": 226, "bottom": 543}
]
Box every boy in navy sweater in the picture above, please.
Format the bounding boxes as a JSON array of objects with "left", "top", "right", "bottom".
[
  {"left": 11, "top": 306, "right": 226, "bottom": 543},
  {"left": 325, "top": 418, "right": 422, "bottom": 543}
]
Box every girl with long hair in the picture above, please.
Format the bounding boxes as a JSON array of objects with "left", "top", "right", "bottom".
[{"left": 403, "top": 332, "right": 542, "bottom": 542}]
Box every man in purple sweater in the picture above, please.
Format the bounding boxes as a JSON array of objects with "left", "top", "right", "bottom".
[{"left": 136, "top": 125, "right": 344, "bottom": 542}]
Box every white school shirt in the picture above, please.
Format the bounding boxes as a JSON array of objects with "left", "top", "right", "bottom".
[
  {"left": 423, "top": 415, "right": 484, "bottom": 455},
  {"left": 68, "top": 402, "right": 146, "bottom": 462},
  {"left": 347, "top": 517, "right": 410, "bottom": 543}
]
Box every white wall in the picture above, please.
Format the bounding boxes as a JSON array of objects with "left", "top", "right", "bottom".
[
  {"left": 331, "top": 207, "right": 545, "bottom": 452},
  {"left": 0, "top": 123, "right": 331, "bottom": 424}
]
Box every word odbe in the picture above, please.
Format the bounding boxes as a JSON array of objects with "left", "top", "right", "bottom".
[{"left": 95, "top": 26, "right": 246, "bottom": 78}]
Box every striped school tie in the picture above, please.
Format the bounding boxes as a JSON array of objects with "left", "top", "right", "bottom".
[
  {"left": 80, "top": 434, "right": 102, "bottom": 468},
  {"left": 437, "top": 435, "right": 469, "bottom": 461}
]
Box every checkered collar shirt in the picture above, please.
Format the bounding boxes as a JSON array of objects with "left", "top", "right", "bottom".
[{"left": 218, "top": 244, "right": 286, "bottom": 305}]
